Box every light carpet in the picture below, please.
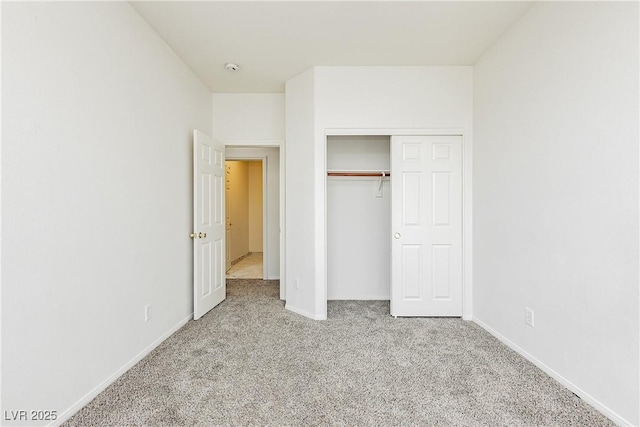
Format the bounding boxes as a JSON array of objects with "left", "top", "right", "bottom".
[{"left": 65, "top": 279, "right": 613, "bottom": 426}]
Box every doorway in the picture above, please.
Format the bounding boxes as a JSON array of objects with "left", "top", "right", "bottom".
[
  {"left": 225, "top": 159, "right": 265, "bottom": 279},
  {"left": 224, "top": 146, "right": 282, "bottom": 298}
]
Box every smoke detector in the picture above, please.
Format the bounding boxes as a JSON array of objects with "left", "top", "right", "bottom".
[{"left": 225, "top": 63, "right": 240, "bottom": 72}]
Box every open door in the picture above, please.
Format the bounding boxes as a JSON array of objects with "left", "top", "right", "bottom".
[
  {"left": 193, "top": 129, "right": 226, "bottom": 320},
  {"left": 390, "top": 135, "right": 462, "bottom": 317}
]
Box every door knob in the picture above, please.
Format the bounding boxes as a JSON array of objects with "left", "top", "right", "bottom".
[
  {"left": 203, "top": 233, "right": 207, "bottom": 238},
  {"left": 198, "top": 232, "right": 203, "bottom": 239},
  {"left": 394, "top": 233, "right": 401, "bottom": 239},
  {"left": 189, "top": 233, "right": 196, "bottom": 239}
]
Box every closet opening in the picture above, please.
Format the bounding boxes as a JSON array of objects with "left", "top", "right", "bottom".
[
  {"left": 325, "top": 133, "right": 465, "bottom": 318},
  {"left": 326, "top": 135, "right": 391, "bottom": 303}
]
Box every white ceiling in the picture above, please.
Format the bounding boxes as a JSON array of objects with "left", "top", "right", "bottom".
[{"left": 130, "top": 1, "right": 534, "bottom": 93}]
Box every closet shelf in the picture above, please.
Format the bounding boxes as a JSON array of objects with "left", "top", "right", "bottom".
[{"left": 327, "top": 170, "right": 391, "bottom": 177}]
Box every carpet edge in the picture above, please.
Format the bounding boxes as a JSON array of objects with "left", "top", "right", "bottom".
[
  {"left": 53, "top": 313, "right": 193, "bottom": 427},
  {"left": 473, "top": 316, "right": 632, "bottom": 427}
]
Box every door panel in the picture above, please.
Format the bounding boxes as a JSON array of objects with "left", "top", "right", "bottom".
[
  {"left": 402, "top": 244, "right": 422, "bottom": 299},
  {"left": 391, "top": 135, "right": 462, "bottom": 317},
  {"left": 193, "top": 129, "right": 225, "bottom": 320}
]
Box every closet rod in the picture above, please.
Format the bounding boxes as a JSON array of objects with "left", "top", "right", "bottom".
[{"left": 327, "top": 171, "right": 391, "bottom": 177}]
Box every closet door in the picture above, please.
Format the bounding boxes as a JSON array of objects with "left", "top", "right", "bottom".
[{"left": 390, "top": 135, "right": 462, "bottom": 317}]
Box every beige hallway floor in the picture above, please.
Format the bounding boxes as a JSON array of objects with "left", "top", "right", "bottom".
[{"left": 226, "top": 252, "right": 263, "bottom": 279}]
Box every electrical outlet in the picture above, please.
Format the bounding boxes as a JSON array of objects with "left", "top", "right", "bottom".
[
  {"left": 293, "top": 278, "right": 299, "bottom": 290},
  {"left": 144, "top": 304, "right": 152, "bottom": 322},
  {"left": 525, "top": 307, "right": 534, "bottom": 327}
]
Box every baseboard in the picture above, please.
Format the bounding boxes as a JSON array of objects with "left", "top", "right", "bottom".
[
  {"left": 473, "top": 316, "right": 633, "bottom": 427},
  {"left": 52, "top": 314, "right": 193, "bottom": 427},
  {"left": 285, "top": 303, "right": 326, "bottom": 320},
  {"left": 230, "top": 252, "right": 251, "bottom": 266},
  {"left": 327, "top": 296, "right": 390, "bottom": 301}
]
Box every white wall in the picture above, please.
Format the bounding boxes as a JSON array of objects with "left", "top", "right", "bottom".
[
  {"left": 1, "top": 2, "right": 212, "bottom": 425},
  {"left": 310, "top": 66, "right": 473, "bottom": 318},
  {"left": 315, "top": 67, "right": 473, "bottom": 130},
  {"left": 327, "top": 136, "right": 391, "bottom": 300},
  {"left": 248, "top": 161, "right": 263, "bottom": 253},
  {"left": 226, "top": 147, "right": 280, "bottom": 280},
  {"left": 473, "top": 2, "right": 639, "bottom": 425},
  {"left": 284, "top": 69, "right": 320, "bottom": 318},
  {"left": 212, "top": 93, "right": 284, "bottom": 145}
]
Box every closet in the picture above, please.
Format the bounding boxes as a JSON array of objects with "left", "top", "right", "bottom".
[
  {"left": 327, "top": 136, "right": 391, "bottom": 300},
  {"left": 327, "top": 134, "right": 464, "bottom": 316}
]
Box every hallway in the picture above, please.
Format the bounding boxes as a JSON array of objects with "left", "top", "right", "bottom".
[{"left": 226, "top": 252, "right": 263, "bottom": 279}]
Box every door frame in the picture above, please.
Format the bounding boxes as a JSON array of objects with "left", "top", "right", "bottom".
[
  {"left": 225, "top": 156, "right": 268, "bottom": 280},
  {"left": 322, "top": 128, "right": 472, "bottom": 320},
  {"left": 224, "top": 144, "right": 284, "bottom": 301}
]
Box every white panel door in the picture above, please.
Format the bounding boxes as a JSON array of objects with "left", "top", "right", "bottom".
[
  {"left": 390, "top": 135, "right": 462, "bottom": 317},
  {"left": 193, "top": 129, "right": 226, "bottom": 320}
]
